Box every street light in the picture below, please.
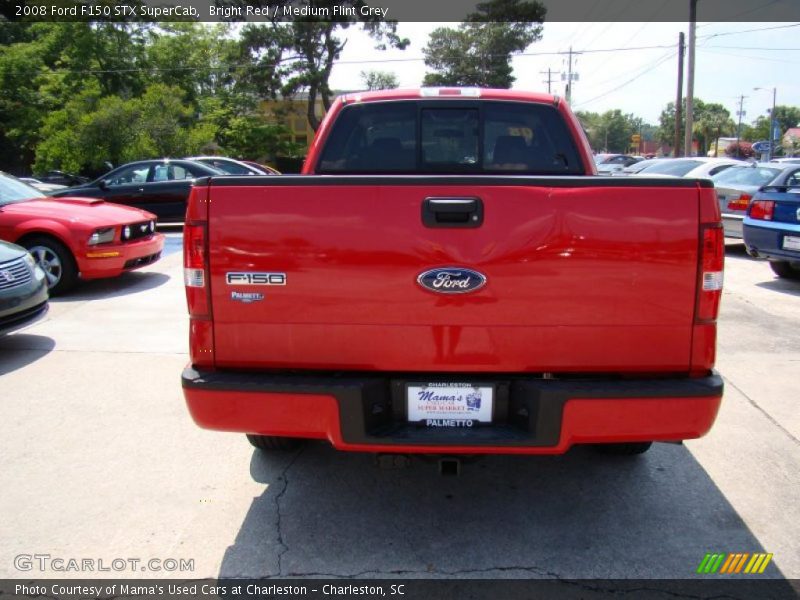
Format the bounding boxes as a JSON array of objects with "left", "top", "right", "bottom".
[{"left": 754, "top": 86, "right": 777, "bottom": 160}]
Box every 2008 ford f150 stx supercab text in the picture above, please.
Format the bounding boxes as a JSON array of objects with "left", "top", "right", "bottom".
[{"left": 181, "top": 88, "right": 724, "bottom": 458}]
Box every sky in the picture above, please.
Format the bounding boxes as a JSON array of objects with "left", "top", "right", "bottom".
[{"left": 327, "top": 22, "right": 800, "bottom": 126}]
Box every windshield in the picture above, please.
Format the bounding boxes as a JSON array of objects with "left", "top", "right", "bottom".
[
  {"left": 638, "top": 159, "right": 702, "bottom": 177},
  {"left": 712, "top": 166, "right": 781, "bottom": 187},
  {"left": 0, "top": 173, "right": 45, "bottom": 205}
]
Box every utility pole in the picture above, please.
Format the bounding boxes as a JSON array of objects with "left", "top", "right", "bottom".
[
  {"left": 562, "top": 47, "right": 580, "bottom": 104},
  {"left": 684, "top": 0, "right": 697, "bottom": 156},
  {"left": 540, "top": 68, "right": 560, "bottom": 94},
  {"left": 754, "top": 86, "right": 778, "bottom": 160},
  {"left": 674, "top": 32, "right": 685, "bottom": 157},
  {"left": 735, "top": 95, "right": 746, "bottom": 158}
]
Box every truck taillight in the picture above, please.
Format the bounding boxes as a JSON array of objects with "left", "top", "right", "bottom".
[
  {"left": 184, "top": 223, "right": 209, "bottom": 317},
  {"left": 748, "top": 200, "right": 775, "bottom": 221},
  {"left": 696, "top": 224, "right": 724, "bottom": 322}
]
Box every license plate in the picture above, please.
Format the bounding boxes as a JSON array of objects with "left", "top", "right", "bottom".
[
  {"left": 406, "top": 383, "right": 493, "bottom": 426},
  {"left": 783, "top": 235, "right": 800, "bottom": 251}
]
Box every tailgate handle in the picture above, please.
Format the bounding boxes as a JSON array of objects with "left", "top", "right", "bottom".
[{"left": 422, "top": 197, "right": 483, "bottom": 228}]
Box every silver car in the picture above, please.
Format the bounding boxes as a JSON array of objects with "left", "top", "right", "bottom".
[
  {"left": 0, "top": 240, "right": 49, "bottom": 334},
  {"left": 711, "top": 163, "right": 785, "bottom": 238}
]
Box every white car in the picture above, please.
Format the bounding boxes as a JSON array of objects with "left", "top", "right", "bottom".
[{"left": 635, "top": 157, "right": 743, "bottom": 179}]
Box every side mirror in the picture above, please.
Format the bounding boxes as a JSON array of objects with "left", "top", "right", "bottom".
[{"left": 98, "top": 180, "right": 109, "bottom": 190}]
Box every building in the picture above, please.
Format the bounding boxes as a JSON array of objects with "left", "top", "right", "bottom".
[
  {"left": 261, "top": 91, "right": 356, "bottom": 151},
  {"left": 783, "top": 128, "right": 800, "bottom": 156}
]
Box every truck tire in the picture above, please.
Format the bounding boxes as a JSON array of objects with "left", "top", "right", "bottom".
[
  {"left": 593, "top": 442, "right": 653, "bottom": 455},
  {"left": 22, "top": 236, "right": 78, "bottom": 295},
  {"left": 769, "top": 261, "right": 800, "bottom": 280},
  {"left": 246, "top": 434, "right": 304, "bottom": 451}
]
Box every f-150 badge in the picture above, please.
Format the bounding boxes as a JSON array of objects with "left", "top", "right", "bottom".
[
  {"left": 226, "top": 272, "right": 286, "bottom": 285},
  {"left": 417, "top": 268, "right": 486, "bottom": 294}
]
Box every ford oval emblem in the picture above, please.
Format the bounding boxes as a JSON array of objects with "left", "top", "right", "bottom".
[{"left": 417, "top": 267, "right": 487, "bottom": 294}]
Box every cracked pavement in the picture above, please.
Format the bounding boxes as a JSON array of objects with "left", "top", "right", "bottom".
[{"left": 0, "top": 235, "right": 798, "bottom": 581}]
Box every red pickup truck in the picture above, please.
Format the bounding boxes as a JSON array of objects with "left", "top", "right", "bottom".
[{"left": 181, "top": 88, "right": 724, "bottom": 459}]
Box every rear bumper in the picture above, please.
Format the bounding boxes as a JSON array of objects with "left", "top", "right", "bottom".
[
  {"left": 744, "top": 221, "right": 800, "bottom": 262},
  {"left": 77, "top": 233, "right": 165, "bottom": 280},
  {"left": 182, "top": 367, "right": 724, "bottom": 454},
  {"left": 721, "top": 212, "right": 744, "bottom": 238}
]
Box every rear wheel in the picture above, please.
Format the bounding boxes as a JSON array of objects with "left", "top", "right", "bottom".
[
  {"left": 22, "top": 236, "right": 78, "bottom": 295},
  {"left": 593, "top": 442, "right": 653, "bottom": 455},
  {"left": 769, "top": 261, "right": 800, "bottom": 280},
  {"left": 246, "top": 434, "right": 304, "bottom": 451}
]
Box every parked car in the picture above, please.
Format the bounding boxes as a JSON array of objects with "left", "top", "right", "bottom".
[
  {"left": 50, "top": 159, "right": 223, "bottom": 223},
  {"left": 616, "top": 157, "right": 664, "bottom": 175},
  {"left": 0, "top": 239, "right": 49, "bottom": 334},
  {"left": 185, "top": 156, "right": 265, "bottom": 176},
  {"left": 594, "top": 154, "right": 642, "bottom": 174},
  {"left": 743, "top": 165, "right": 800, "bottom": 279},
  {"left": 770, "top": 158, "right": 800, "bottom": 165},
  {"left": 18, "top": 177, "right": 67, "bottom": 194},
  {"left": 635, "top": 157, "right": 741, "bottom": 179},
  {"left": 711, "top": 163, "right": 785, "bottom": 238},
  {"left": 0, "top": 172, "right": 165, "bottom": 294},
  {"left": 33, "top": 170, "right": 90, "bottom": 187}
]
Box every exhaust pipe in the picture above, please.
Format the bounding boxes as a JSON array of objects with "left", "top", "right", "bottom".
[{"left": 438, "top": 457, "right": 461, "bottom": 476}]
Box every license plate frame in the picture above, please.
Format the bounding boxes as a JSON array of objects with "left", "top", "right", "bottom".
[{"left": 406, "top": 382, "right": 494, "bottom": 426}]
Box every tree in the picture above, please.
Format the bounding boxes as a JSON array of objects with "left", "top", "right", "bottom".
[
  {"left": 657, "top": 99, "right": 708, "bottom": 149},
  {"left": 576, "top": 109, "right": 646, "bottom": 153},
  {"left": 34, "top": 84, "right": 215, "bottom": 173},
  {"left": 279, "top": 14, "right": 409, "bottom": 131},
  {"left": 360, "top": 70, "right": 399, "bottom": 90},
  {"left": 694, "top": 103, "right": 733, "bottom": 156},
  {"left": 745, "top": 105, "right": 800, "bottom": 142},
  {"left": 234, "top": 1, "right": 408, "bottom": 132},
  {"left": 422, "top": 0, "right": 545, "bottom": 88}
]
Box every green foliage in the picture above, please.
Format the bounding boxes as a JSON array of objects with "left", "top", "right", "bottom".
[
  {"left": 745, "top": 106, "right": 800, "bottom": 143},
  {"left": 694, "top": 102, "right": 734, "bottom": 156},
  {"left": 360, "top": 70, "right": 399, "bottom": 90},
  {"left": 422, "top": 0, "right": 545, "bottom": 88},
  {"left": 34, "top": 83, "right": 216, "bottom": 172},
  {"left": 657, "top": 98, "right": 735, "bottom": 155},
  {"left": 576, "top": 109, "right": 647, "bottom": 153}
]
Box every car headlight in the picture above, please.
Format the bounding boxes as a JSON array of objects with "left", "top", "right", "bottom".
[
  {"left": 149, "top": 220, "right": 156, "bottom": 233},
  {"left": 88, "top": 227, "right": 115, "bottom": 245},
  {"left": 122, "top": 225, "right": 131, "bottom": 240},
  {"left": 23, "top": 252, "right": 36, "bottom": 269}
]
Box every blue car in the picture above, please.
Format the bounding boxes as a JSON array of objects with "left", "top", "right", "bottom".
[{"left": 743, "top": 165, "right": 800, "bottom": 280}]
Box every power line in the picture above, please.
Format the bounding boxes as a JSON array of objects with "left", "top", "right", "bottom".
[
  {"left": 572, "top": 50, "right": 677, "bottom": 108},
  {"left": 704, "top": 45, "right": 800, "bottom": 51},
  {"left": 697, "top": 22, "right": 800, "bottom": 39}
]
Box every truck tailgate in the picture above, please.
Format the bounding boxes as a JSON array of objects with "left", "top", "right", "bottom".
[{"left": 207, "top": 177, "right": 701, "bottom": 373}]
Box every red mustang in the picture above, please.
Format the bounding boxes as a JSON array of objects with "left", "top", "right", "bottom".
[{"left": 0, "top": 172, "right": 165, "bottom": 294}]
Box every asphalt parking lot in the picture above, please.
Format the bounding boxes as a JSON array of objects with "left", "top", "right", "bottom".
[{"left": 0, "top": 233, "right": 798, "bottom": 580}]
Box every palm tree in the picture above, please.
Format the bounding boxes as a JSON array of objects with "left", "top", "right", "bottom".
[{"left": 694, "top": 103, "right": 734, "bottom": 156}]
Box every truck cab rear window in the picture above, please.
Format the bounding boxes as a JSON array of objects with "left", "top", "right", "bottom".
[{"left": 317, "top": 100, "right": 582, "bottom": 175}]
